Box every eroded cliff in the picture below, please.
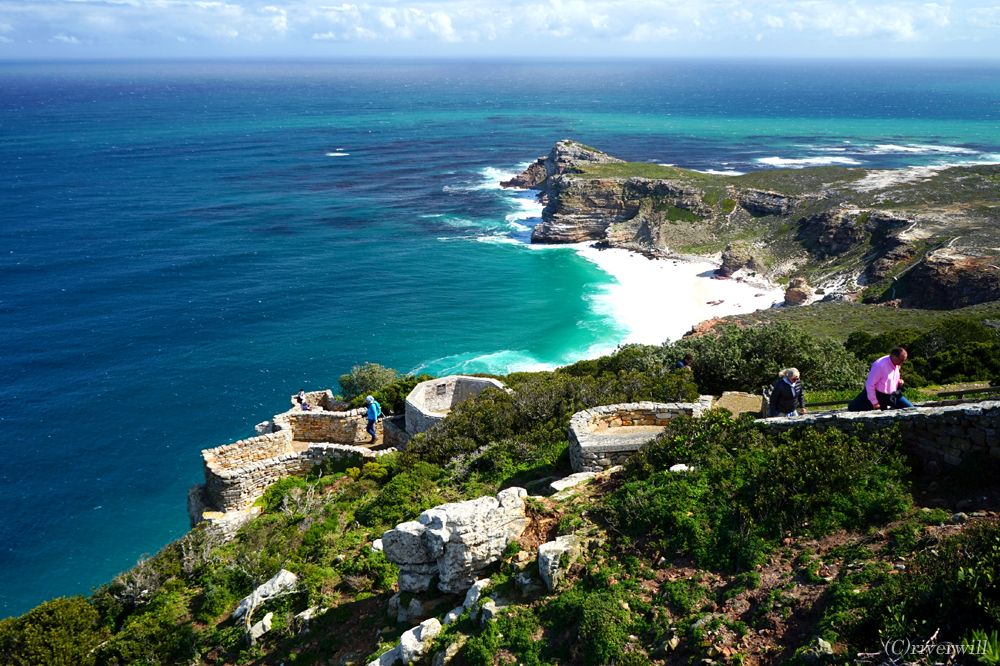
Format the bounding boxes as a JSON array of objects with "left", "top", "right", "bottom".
[{"left": 506, "top": 140, "right": 1000, "bottom": 309}]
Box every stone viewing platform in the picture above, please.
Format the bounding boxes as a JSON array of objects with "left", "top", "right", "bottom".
[
  {"left": 190, "top": 378, "right": 510, "bottom": 532},
  {"left": 569, "top": 399, "right": 713, "bottom": 472},
  {"left": 405, "top": 375, "right": 510, "bottom": 435}
]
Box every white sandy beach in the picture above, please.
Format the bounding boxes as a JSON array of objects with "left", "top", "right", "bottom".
[{"left": 574, "top": 244, "right": 786, "bottom": 345}]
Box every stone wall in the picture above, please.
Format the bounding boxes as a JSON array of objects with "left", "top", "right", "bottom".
[
  {"left": 761, "top": 400, "right": 1000, "bottom": 467},
  {"left": 569, "top": 401, "right": 709, "bottom": 472},
  {"left": 199, "top": 442, "right": 393, "bottom": 517},
  {"left": 278, "top": 408, "right": 379, "bottom": 444},
  {"left": 404, "top": 375, "right": 509, "bottom": 435},
  {"left": 195, "top": 390, "right": 394, "bottom": 520}
]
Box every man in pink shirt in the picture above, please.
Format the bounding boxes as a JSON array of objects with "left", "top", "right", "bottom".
[{"left": 848, "top": 347, "right": 914, "bottom": 411}]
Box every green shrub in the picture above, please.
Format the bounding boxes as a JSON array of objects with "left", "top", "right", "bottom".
[
  {"left": 666, "top": 322, "right": 865, "bottom": 394},
  {"left": 0, "top": 596, "right": 109, "bottom": 666},
  {"left": 846, "top": 318, "right": 1000, "bottom": 386},
  {"left": 460, "top": 610, "right": 548, "bottom": 666},
  {"left": 95, "top": 583, "right": 198, "bottom": 665},
  {"left": 339, "top": 362, "right": 401, "bottom": 402},
  {"left": 257, "top": 476, "right": 311, "bottom": 514},
  {"left": 355, "top": 461, "right": 444, "bottom": 528},
  {"left": 544, "top": 586, "right": 633, "bottom": 665},
  {"left": 346, "top": 373, "right": 432, "bottom": 414},
  {"left": 605, "top": 410, "right": 909, "bottom": 571},
  {"left": 817, "top": 520, "right": 1000, "bottom": 655}
]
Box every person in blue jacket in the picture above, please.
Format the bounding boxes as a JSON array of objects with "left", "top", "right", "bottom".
[{"left": 365, "top": 395, "right": 381, "bottom": 444}]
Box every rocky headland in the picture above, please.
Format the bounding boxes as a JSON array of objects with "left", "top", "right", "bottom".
[{"left": 504, "top": 140, "right": 1000, "bottom": 309}]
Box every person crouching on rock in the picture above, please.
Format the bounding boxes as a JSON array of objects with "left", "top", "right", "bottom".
[
  {"left": 769, "top": 368, "right": 805, "bottom": 417},
  {"left": 365, "top": 395, "right": 381, "bottom": 444},
  {"left": 848, "top": 346, "right": 914, "bottom": 411}
]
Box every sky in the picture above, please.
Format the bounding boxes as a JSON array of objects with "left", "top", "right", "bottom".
[{"left": 0, "top": 0, "right": 998, "bottom": 60}]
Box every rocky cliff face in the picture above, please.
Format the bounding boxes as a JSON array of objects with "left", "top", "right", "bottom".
[{"left": 503, "top": 140, "right": 1000, "bottom": 309}]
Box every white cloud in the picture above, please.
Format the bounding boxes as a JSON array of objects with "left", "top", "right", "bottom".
[
  {"left": 0, "top": 0, "right": 986, "bottom": 55},
  {"left": 51, "top": 33, "right": 80, "bottom": 44}
]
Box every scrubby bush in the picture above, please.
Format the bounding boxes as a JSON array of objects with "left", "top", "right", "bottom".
[
  {"left": 407, "top": 349, "right": 698, "bottom": 474},
  {"left": 818, "top": 519, "right": 1000, "bottom": 655},
  {"left": 0, "top": 596, "right": 108, "bottom": 666},
  {"left": 338, "top": 362, "right": 400, "bottom": 402},
  {"left": 543, "top": 586, "right": 635, "bottom": 665},
  {"left": 605, "top": 410, "right": 910, "bottom": 571},
  {"left": 665, "top": 322, "right": 865, "bottom": 394},
  {"left": 346, "top": 372, "right": 432, "bottom": 414},
  {"left": 354, "top": 461, "right": 445, "bottom": 529},
  {"left": 846, "top": 318, "right": 1000, "bottom": 386}
]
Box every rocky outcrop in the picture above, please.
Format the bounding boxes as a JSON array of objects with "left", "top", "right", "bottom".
[
  {"left": 896, "top": 251, "right": 1000, "bottom": 309},
  {"left": 737, "top": 189, "right": 798, "bottom": 216},
  {"left": 501, "top": 139, "right": 623, "bottom": 190},
  {"left": 233, "top": 569, "right": 298, "bottom": 624},
  {"left": 718, "top": 241, "right": 763, "bottom": 277},
  {"left": 381, "top": 488, "right": 528, "bottom": 594},
  {"left": 538, "top": 535, "right": 583, "bottom": 592},
  {"left": 508, "top": 141, "right": 1000, "bottom": 310},
  {"left": 784, "top": 277, "right": 814, "bottom": 305}
]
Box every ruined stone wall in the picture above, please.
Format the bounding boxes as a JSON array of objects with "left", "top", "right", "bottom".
[
  {"left": 202, "top": 431, "right": 295, "bottom": 469},
  {"left": 761, "top": 400, "right": 1000, "bottom": 467},
  {"left": 280, "top": 408, "right": 379, "bottom": 444},
  {"left": 200, "top": 442, "right": 392, "bottom": 515}
]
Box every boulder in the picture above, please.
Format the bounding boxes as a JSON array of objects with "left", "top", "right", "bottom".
[
  {"left": 233, "top": 569, "right": 298, "bottom": 620},
  {"left": 381, "top": 488, "right": 528, "bottom": 594},
  {"left": 784, "top": 277, "right": 814, "bottom": 305},
  {"left": 538, "top": 535, "right": 583, "bottom": 592},
  {"left": 399, "top": 618, "right": 442, "bottom": 664},
  {"left": 718, "top": 241, "right": 762, "bottom": 277},
  {"left": 549, "top": 472, "right": 598, "bottom": 494},
  {"left": 248, "top": 612, "right": 272, "bottom": 643}
]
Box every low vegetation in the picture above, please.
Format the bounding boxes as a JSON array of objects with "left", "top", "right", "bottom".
[{"left": 1, "top": 319, "right": 997, "bottom": 665}]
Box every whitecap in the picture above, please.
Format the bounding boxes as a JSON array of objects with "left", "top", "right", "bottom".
[
  {"left": 414, "top": 350, "right": 557, "bottom": 376},
  {"left": 756, "top": 156, "right": 863, "bottom": 168},
  {"left": 868, "top": 143, "right": 978, "bottom": 155},
  {"left": 325, "top": 152, "right": 350, "bottom": 157},
  {"left": 694, "top": 168, "right": 746, "bottom": 176}
]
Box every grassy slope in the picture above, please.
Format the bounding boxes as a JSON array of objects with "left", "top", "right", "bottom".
[{"left": 716, "top": 300, "right": 1000, "bottom": 342}]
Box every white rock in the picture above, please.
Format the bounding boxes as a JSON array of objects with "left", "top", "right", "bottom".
[
  {"left": 668, "top": 464, "right": 695, "bottom": 473},
  {"left": 382, "top": 489, "right": 527, "bottom": 594},
  {"left": 372, "top": 538, "right": 384, "bottom": 552},
  {"left": 463, "top": 578, "right": 491, "bottom": 610},
  {"left": 538, "top": 535, "right": 582, "bottom": 592},
  {"left": 549, "top": 472, "right": 597, "bottom": 493},
  {"left": 248, "top": 611, "right": 273, "bottom": 642},
  {"left": 479, "top": 599, "right": 499, "bottom": 625},
  {"left": 233, "top": 569, "right": 299, "bottom": 620},
  {"left": 367, "top": 645, "right": 402, "bottom": 666},
  {"left": 443, "top": 606, "right": 464, "bottom": 625},
  {"left": 400, "top": 618, "right": 442, "bottom": 664}
]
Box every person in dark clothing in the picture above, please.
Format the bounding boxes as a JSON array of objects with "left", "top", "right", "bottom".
[
  {"left": 768, "top": 368, "right": 805, "bottom": 417},
  {"left": 676, "top": 353, "right": 694, "bottom": 370}
]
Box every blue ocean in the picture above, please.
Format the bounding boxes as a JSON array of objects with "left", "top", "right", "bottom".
[{"left": 1, "top": 60, "right": 998, "bottom": 616}]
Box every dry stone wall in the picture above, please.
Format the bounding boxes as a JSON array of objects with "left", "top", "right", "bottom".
[
  {"left": 195, "top": 395, "right": 394, "bottom": 520},
  {"left": 569, "top": 400, "right": 710, "bottom": 472},
  {"left": 761, "top": 400, "right": 1000, "bottom": 467}
]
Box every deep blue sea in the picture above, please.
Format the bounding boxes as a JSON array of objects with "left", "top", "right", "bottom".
[{"left": 1, "top": 60, "right": 998, "bottom": 617}]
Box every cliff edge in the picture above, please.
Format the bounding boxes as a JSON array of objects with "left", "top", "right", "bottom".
[{"left": 505, "top": 140, "right": 1000, "bottom": 309}]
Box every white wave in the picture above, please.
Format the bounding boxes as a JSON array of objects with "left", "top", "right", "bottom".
[
  {"left": 475, "top": 235, "right": 522, "bottom": 245},
  {"left": 868, "top": 143, "right": 978, "bottom": 155},
  {"left": 756, "top": 156, "right": 863, "bottom": 168},
  {"left": 695, "top": 169, "right": 746, "bottom": 176},
  {"left": 414, "top": 349, "right": 557, "bottom": 376},
  {"left": 325, "top": 152, "right": 350, "bottom": 157}
]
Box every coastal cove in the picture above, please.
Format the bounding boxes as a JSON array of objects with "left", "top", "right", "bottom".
[{"left": 2, "top": 59, "right": 1000, "bottom": 617}]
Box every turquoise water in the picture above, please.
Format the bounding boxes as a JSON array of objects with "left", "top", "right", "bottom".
[{"left": 1, "top": 60, "right": 998, "bottom": 616}]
